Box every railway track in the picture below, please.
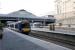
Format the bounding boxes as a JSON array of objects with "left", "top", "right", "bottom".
[
  {"left": 12, "top": 29, "right": 75, "bottom": 49},
  {"left": 29, "top": 31, "right": 75, "bottom": 50}
]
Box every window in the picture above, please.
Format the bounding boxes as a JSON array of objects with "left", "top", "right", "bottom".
[
  {"left": 10, "top": 24, "right": 14, "bottom": 28},
  {"left": 15, "top": 24, "right": 19, "bottom": 28},
  {"left": 73, "top": 2, "right": 75, "bottom": 3}
]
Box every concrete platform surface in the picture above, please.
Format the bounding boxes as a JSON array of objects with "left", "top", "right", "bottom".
[{"left": 2, "top": 28, "right": 71, "bottom": 50}]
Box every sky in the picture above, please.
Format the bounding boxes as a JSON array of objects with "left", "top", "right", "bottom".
[{"left": 0, "top": 0, "right": 56, "bottom": 16}]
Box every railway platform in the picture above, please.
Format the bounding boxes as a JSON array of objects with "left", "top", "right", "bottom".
[
  {"left": 31, "top": 27, "right": 75, "bottom": 35},
  {"left": 1, "top": 28, "right": 71, "bottom": 50},
  {"left": 31, "top": 28, "right": 75, "bottom": 46}
]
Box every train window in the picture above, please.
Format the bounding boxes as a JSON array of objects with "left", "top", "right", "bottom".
[
  {"left": 22, "top": 23, "right": 30, "bottom": 28},
  {"left": 32, "top": 23, "right": 42, "bottom": 28},
  {"left": 15, "top": 24, "right": 19, "bottom": 28},
  {"left": 7, "top": 25, "right": 10, "bottom": 27},
  {"left": 7, "top": 25, "right": 9, "bottom": 27},
  {"left": 25, "top": 24, "right": 30, "bottom": 28},
  {"left": 10, "top": 24, "right": 14, "bottom": 28}
]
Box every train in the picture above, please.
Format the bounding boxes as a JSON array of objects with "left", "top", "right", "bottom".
[
  {"left": 7, "top": 20, "right": 31, "bottom": 35},
  {"left": 30, "top": 22, "right": 43, "bottom": 28}
]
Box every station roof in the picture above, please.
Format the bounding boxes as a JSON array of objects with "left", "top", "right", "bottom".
[
  {"left": 0, "top": 14, "right": 7, "bottom": 17},
  {"left": 0, "top": 9, "right": 55, "bottom": 20},
  {"left": 7, "top": 9, "right": 38, "bottom": 18}
]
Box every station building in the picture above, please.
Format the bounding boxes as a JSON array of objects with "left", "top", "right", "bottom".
[{"left": 55, "top": 0, "right": 75, "bottom": 27}]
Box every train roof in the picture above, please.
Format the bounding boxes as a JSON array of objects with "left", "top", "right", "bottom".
[
  {"left": 8, "top": 20, "right": 29, "bottom": 25},
  {"left": 8, "top": 21, "right": 22, "bottom": 25}
]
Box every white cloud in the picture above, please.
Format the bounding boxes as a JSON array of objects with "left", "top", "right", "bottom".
[{"left": 0, "top": 0, "right": 55, "bottom": 16}]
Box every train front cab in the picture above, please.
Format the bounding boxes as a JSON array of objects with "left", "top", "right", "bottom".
[{"left": 20, "top": 21, "right": 31, "bottom": 35}]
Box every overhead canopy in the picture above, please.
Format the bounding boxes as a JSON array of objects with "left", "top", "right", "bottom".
[
  {"left": 7, "top": 9, "right": 38, "bottom": 18},
  {"left": 0, "top": 9, "right": 55, "bottom": 23}
]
